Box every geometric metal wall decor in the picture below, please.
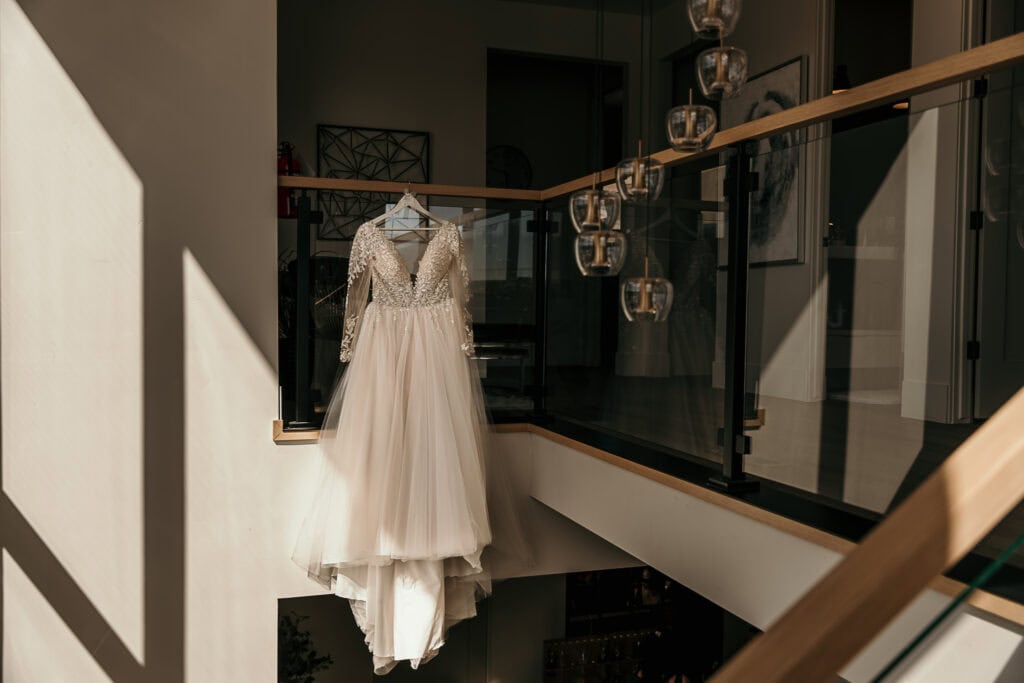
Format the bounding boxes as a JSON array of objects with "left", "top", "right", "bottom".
[{"left": 316, "top": 125, "right": 430, "bottom": 240}]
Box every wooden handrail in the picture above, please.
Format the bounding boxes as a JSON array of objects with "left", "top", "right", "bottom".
[
  {"left": 277, "top": 175, "right": 542, "bottom": 201},
  {"left": 541, "top": 32, "right": 1024, "bottom": 199},
  {"left": 710, "top": 387, "right": 1024, "bottom": 683},
  {"left": 279, "top": 32, "right": 1024, "bottom": 204}
]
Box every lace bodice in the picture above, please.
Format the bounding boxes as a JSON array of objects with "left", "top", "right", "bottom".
[{"left": 340, "top": 220, "right": 474, "bottom": 361}]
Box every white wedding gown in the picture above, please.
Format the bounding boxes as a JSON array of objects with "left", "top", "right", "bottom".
[{"left": 293, "top": 219, "right": 497, "bottom": 674}]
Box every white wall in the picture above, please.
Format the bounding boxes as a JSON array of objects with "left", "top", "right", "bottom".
[
  {"left": 1, "top": 0, "right": 145, "bottom": 669},
  {"left": 278, "top": 0, "right": 644, "bottom": 188},
  {"left": 900, "top": 0, "right": 976, "bottom": 423},
  {"left": 2, "top": 0, "right": 279, "bottom": 680}
]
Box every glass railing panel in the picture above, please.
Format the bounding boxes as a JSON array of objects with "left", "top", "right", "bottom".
[
  {"left": 860, "top": 512, "right": 1024, "bottom": 682},
  {"left": 537, "top": 70, "right": 1019, "bottom": 481},
  {"left": 961, "top": 500, "right": 1024, "bottom": 604},
  {"left": 710, "top": 501, "right": 1024, "bottom": 683},
  {"left": 739, "top": 69, "right": 1024, "bottom": 601},
  {"left": 742, "top": 85, "right": 984, "bottom": 507},
  {"left": 464, "top": 201, "right": 540, "bottom": 415},
  {"left": 277, "top": 192, "right": 540, "bottom": 429},
  {"left": 543, "top": 154, "right": 728, "bottom": 466}
]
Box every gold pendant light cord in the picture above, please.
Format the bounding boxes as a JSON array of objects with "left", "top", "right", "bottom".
[
  {"left": 592, "top": 0, "right": 605, "bottom": 178},
  {"left": 638, "top": 0, "right": 645, "bottom": 179},
  {"left": 643, "top": 0, "right": 653, "bottom": 271}
]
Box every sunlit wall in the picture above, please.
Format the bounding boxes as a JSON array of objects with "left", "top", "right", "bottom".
[{"left": 1, "top": 0, "right": 144, "bottom": 672}]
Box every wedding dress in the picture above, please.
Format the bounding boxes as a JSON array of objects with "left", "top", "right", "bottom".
[{"left": 292, "top": 218, "right": 497, "bottom": 674}]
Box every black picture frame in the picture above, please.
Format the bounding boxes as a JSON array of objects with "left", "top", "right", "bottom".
[{"left": 720, "top": 55, "right": 807, "bottom": 266}]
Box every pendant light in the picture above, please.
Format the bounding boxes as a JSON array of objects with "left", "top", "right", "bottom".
[
  {"left": 574, "top": 229, "right": 628, "bottom": 277},
  {"left": 690, "top": 0, "right": 747, "bottom": 101},
  {"left": 696, "top": 37, "right": 748, "bottom": 100},
  {"left": 615, "top": 139, "right": 665, "bottom": 202},
  {"left": 571, "top": 173, "right": 622, "bottom": 232},
  {"left": 669, "top": 0, "right": 746, "bottom": 149},
  {"left": 621, "top": 256, "right": 674, "bottom": 322},
  {"left": 573, "top": 0, "right": 626, "bottom": 276},
  {"left": 620, "top": 0, "right": 673, "bottom": 322},
  {"left": 687, "top": 0, "right": 742, "bottom": 40},
  {"left": 666, "top": 88, "right": 717, "bottom": 152},
  {"left": 615, "top": 0, "right": 664, "bottom": 203}
]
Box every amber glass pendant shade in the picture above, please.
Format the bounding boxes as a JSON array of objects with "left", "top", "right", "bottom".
[
  {"left": 667, "top": 89, "right": 718, "bottom": 152},
  {"left": 696, "top": 45, "right": 747, "bottom": 100},
  {"left": 574, "top": 229, "right": 628, "bottom": 277},
  {"left": 615, "top": 140, "right": 665, "bottom": 203},
  {"left": 570, "top": 175, "right": 622, "bottom": 233},
  {"left": 687, "top": 0, "right": 741, "bottom": 39},
  {"left": 620, "top": 257, "right": 674, "bottom": 322}
]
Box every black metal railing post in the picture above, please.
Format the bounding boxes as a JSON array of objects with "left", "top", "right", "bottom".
[
  {"left": 292, "top": 192, "right": 320, "bottom": 429},
  {"left": 711, "top": 146, "right": 759, "bottom": 493},
  {"left": 530, "top": 201, "right": 550, "bottom": 414}
]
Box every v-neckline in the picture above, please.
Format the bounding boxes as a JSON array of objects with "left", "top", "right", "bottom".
[{"left": 369, "top": 220, "right": 453, "bottom": 282}]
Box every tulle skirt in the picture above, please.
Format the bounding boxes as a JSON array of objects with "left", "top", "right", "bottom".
[{"left": 293, "top": 299, "right": 494, "bottom": 674}]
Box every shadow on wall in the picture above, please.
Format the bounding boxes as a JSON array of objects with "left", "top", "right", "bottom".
[{"left": 1, "top": 0, "right": 276, "bottom": 680}]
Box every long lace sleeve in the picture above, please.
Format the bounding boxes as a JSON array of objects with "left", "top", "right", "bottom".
[
  {"left": 339, "top": 225, "right": 372, "bottom": 362},
  {"left": 448, "top": 226, "right": 475, "bottom": 357}
]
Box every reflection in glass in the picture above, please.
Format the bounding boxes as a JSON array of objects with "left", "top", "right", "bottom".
[
  {"left": 616, "top": 141, "right": 665, "bottom": 202},
  {"left": 574, "top": 229, "right": 627, "bottom": 276},
  {"left": 687, "top": 0, "right": 742, "bottom": 39},
  {"left": 667, "top": 90, "right": 718, "bottom": 152},
  {"left": 620, "top": 257, "right": 674, "bottom": 322},
  {"left": 697, "top": 45, "right": 747, "bottom": 100}
]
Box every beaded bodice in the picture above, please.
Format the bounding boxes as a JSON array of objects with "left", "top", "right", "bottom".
[
  {"left": 340, "top": 221, "right": 474, "bottom": 361},
  {"left": 354, "top": 221, "right": 464, "bottom": 307}
]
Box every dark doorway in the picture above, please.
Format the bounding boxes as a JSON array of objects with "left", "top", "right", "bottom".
[{"left": 486, "top": 49, "right": 626, "bottom": 189}]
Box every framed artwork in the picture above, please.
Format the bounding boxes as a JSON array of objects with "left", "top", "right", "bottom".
[
  {"left": 721, "top": 56, "right": 806, "bottom": 265},
  {"left": 316, "top": 125, "right": 430, "bottom": 240}
]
